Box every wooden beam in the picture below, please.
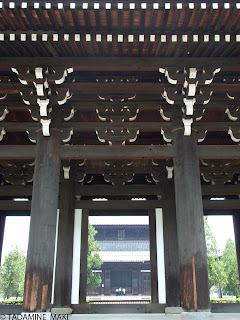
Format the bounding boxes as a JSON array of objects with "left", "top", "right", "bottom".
[
  {"left": 0, "top": 199, "right": 240, "bottom": 211},
  {"left": 1, "top": 57, "right": 240, "bottom": 71},
  {"left": 76, "top": 185, "right": 163, "bottom": 196},
  {"left": 1, "top": 145, "right": 240, "bottom": 160},
  {"left": 3, "top": 121, "right": 240, "bottom": 134},
  {"left": 0, "top": 184, "right": 239, "bottom": 198},
  {"left": 0, "top": 186, "right": 33, "bottom": 197},
  {"left": 198, "top": 146, "right": 240, "bottom": 159},
  {"left": 59, "top": 145, "right": 174, "bottom": 160},
  {"left": 202, "top": 199, "right": 240, "bottom": 210},
  {"left": 75, "top": 200, "right": 164, "bottom": 210},
  {"left": 0, "top": 101, "right": 229, "bottom": 111},
  {"left": 201, "top": 185, "right": 240, "bottom": 196}
]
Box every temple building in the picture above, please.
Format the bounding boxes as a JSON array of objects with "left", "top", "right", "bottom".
[
  {"left": 87, "top": 220, "right": 151, "bottom": 296},
  {"left": 0, "top": 0, "right": 240, "bottom": 319}
]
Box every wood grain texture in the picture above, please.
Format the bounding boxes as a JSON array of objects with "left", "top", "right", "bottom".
[
  {"left": 54, "top": 170, "right": 76, "bottom": 307},
  {"left": 173, "top": 129, "right": 210, "bottom": 311},
  {"left": 23, "top": 123, "right": 61, "bottom": 312}
]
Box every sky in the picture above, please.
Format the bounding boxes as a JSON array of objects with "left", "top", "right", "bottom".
[{"left": 1, "top": 214, "right": 235, "bottom": 263}]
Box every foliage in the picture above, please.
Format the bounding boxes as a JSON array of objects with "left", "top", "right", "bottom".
[
  {"left": 221, "top": 238, "right": 240, "bottom": 297},
  {"left": 211, "top": 298, "right": 240, "bottom": 303},
  {"left": 204, "top": 218, "right": 227, "bottom": 289},
  {"left": 0, "top": 246, "right": 26, "bottom": 299},
  {"left": 0, "top": 299, "right": 23, "bottom": 305},
  {"left": 87, "top": 223, "right": 103, "bottom": 289}
]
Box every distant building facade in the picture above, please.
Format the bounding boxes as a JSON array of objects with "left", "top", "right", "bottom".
[{"left": 87, "top": 223, "right": 151, "bottom": 296}]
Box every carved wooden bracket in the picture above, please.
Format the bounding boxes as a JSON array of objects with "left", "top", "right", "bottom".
[
  {"left": 1, "top": 161, "right": 34, "bottom": 185},
  {"left": 159, "top": 67, "right": 220, "bottom": 136},
  {"left": 201, "top": 159, "right": 236, "bottom": 185},
  {"left": 12, "top": 67, "right": 74, "bottom": 137},
  {"left": 96, "top": 126, "right": 139, "bottom": 145},
  {"left": 97, "top": 76, "right": 137, "bottom": 101},
  {"left": 61, "top": 160, "right": 85, "bottom": 181},
  {"left": 224, "top": 77, "right": 240, "bottom": 142},
  {"left": 96, "top": 102, "right": 139, "bottom": 122},
  {"left": 148, "top": 159, "right": 173, "bottom": 183},
  {"left": 103, "top": 160, "right": 134, "bottom": 186},
  {"left": 96, "top": 101, "right": 139, "bottom": 145}
]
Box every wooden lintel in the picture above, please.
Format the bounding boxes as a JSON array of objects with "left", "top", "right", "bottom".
[
  {"left": 1, "top": 121, "right": 240, "bottom": 134},
  {"left": 0, "top": 186, "right": 33, "bottom": 196},
  {"left": 198, "top": 145, "right": 240, "bottom": 159},
  {"left": 0, "top": 184, "right": 239, "bottom": 197},
  {"left": 201, "top": 184, "right": 240, "bottom": 196},
  {"left": 1, "top": 145, "right": 240, "bottom": 160},
  {"left": 1, "top": 57, "right": 240, "bottom": 71},
  {"left": 203, "top": 199, "right": 240, "bottom": 210},
  {"left": 2, "top": 121, "right": 240, "bottom": 133},
  {"left": 75, "top": 200, "right": 164, "bottom": 209},
  {"left": 1, "top": 199, "right": 240, "bottom": 211},
  {"left": 59, "top": 145, "right": 174, "bottom": 160}
]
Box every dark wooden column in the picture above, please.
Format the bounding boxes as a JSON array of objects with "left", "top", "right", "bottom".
[
  {"left": 149, "top": 210, "right": 158, "bottom": 303},
  {"left": 79, "top": 209, "right": 89, "bottom": 303},
  {"left": 23, "top": 112, "right": 62, "bottom": 312},
  {"left": 0, "top": 213, "right": 6, "bottom": 265},
  {"left": 132, "top": 270, "right": 139, "bottom": 295},
  {"left": 104, "top": 270, "right": 111, "bottom": 295},
  {"left": 233, "top": 214, "right": 240, "bottom": 282},
  {"left": 162, "top": 180, "right": 181, "bottom": 307},
  {"left": 54, "top": 165, "right": 76, "bottom": 307},
  {"left": 173, "top": 129, "right": 210, "bottom": 311}
]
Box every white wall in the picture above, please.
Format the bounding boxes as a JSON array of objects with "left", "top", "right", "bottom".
[
  {"left": 155, "top": 208, "right": 166, "bottom": 304},
  {"left": 71, "top": 209, "right": 82, "bottom": 304}
]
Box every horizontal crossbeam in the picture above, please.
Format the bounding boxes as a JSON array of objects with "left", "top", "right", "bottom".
[
  {"left": 0, "top": 145, "right": 240, "bottom": 159},
  {"left": 1, "top": 57, "right": 240, "bottom": 71},
  {"left": 0, "top": 199, "right": 239, "bottom": 212},
  {"left": 0, "top": 184, "right": 239, "bottom": 197}
]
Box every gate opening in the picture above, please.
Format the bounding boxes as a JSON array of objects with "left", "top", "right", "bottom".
[{"left": 87, "top": 215, "right": 151, "bottom": 303}]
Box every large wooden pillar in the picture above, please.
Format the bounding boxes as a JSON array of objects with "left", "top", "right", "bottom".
[
  {"left": 53, "top": 166, "right": 76, "bottom": 307},
  {"left": 162, "top": 180, "right": 181, "bottom": 307},
  {"left": 0, "top": 213, "right": 6, "bottom": 265},
  {"left": 173, "top": 129, "right": 210, "bottom": 311},
  {"left": 233, "top": 214, "right": 240, "bottom": 283},
  {"left": 23, "top": 113, "right": 61, "bottom": 312}
]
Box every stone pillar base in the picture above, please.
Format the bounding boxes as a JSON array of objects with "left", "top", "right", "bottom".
[
  {"left": 165, "top": 307, "right": 183, "bottom": 314},
  {"left": 51, "top": 307, "right": 73, "bottom": 314},
  {"left": 181, "top": 312, "right": 212, "bottom": 320}
]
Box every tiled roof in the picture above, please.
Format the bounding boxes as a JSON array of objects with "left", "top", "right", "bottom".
[
  {"left": 98, "top": 251, "right": 150, "bottom": 262},
  {"left": 97, "top": 240, "right": 150, "bottom": 251}
]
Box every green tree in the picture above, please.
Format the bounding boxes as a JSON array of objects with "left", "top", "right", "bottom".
[
  {"left": 204, "top": 218, "right": 227, "bottom": 289},
  {"left": 221, "top": 238, "right": 240, "bottom": 297},
  {"left": 0, "top": 246, "right": 26, "bottom": 299},
  {"left": 87, "top": 223, "right": 103, "bottom": 289}
]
